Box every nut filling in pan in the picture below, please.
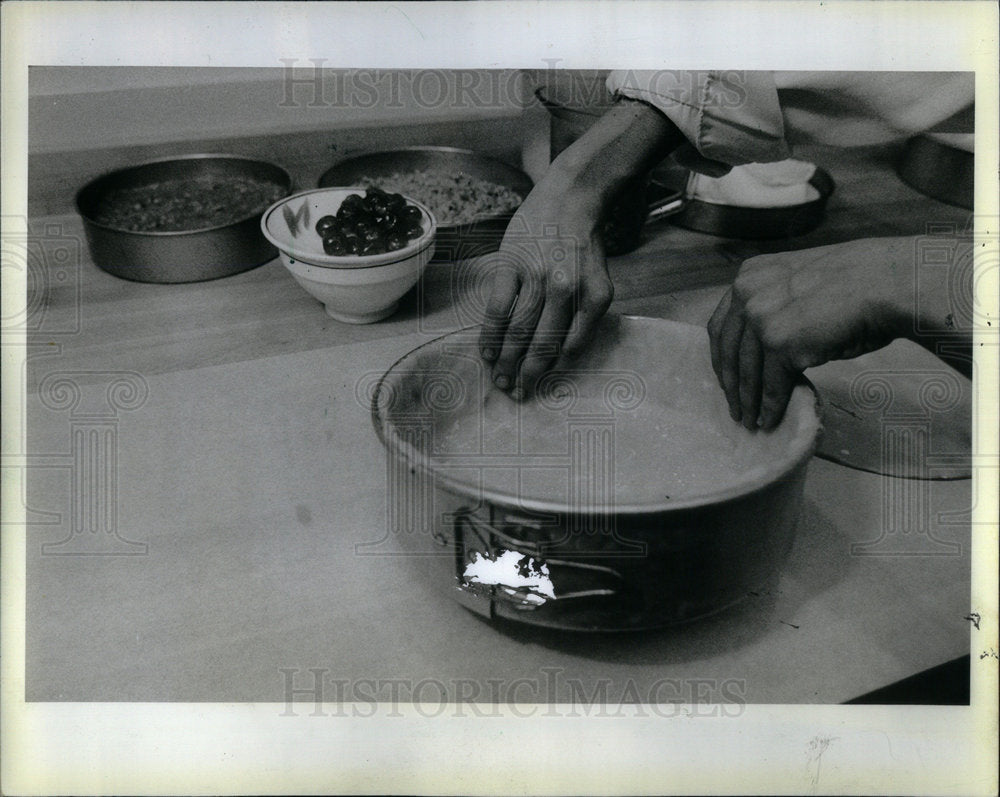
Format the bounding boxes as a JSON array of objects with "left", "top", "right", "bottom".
[{"left": 91, "top": 176, "right": 288, "bottom": 232}]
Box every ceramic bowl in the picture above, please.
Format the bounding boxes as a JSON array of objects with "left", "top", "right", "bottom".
[{"left": 261, "top": 187, "right": 436, "bottom": 323}]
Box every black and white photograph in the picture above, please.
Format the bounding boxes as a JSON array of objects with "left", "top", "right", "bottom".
[{"left": 2, "top": 2, "right": 997, "bottom": 794}]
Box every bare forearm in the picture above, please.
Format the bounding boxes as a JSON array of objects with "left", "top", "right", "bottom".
[{"left": 532, "top": 98, "right": 685, "bottom": 229}]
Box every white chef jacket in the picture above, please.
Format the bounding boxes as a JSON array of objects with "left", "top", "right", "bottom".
[{"left": 606, "top": 70, "right": 975, "bottom": 173}]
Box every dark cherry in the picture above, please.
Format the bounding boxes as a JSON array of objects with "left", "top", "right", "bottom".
[
  {"left": 315, "top": 215, "right": 338, "bottom": 235},
  {"left": 323, "top": 235, "right": 348, "bottom": 256}
]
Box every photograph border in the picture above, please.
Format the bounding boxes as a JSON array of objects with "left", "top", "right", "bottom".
[{"left": 2, "top": 2, "right": 998, "bottom": 794}]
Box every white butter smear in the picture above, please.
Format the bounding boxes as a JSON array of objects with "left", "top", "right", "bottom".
[{"left": 463, "top": 550, "right": 556, "bottom": 605}]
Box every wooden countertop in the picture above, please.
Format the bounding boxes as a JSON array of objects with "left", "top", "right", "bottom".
[{"left": 20, "top": 139, "right": 975, "bottom": 704}]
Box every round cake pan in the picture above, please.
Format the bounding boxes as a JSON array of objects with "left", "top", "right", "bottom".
[
  {"left": 318, "top": 146, "right": 533, "bottom": 261},
  {"left": 897, "top": 133, "right": 974, "bottom": 210},
  {"left": 371, "top": 315, "right": 821, "bottom": 632},
  {"left": 76, "top": 154, "right": 292, "bottom": 283},
  {"left": 662, "top": 166, "right": 836, "bottom": 240}
]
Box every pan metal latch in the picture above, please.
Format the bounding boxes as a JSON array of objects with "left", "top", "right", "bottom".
[{"left": 453, "top": 509, "right": 625, "bottom": 612}]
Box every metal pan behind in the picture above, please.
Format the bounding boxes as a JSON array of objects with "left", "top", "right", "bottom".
[
  {"left": 318, "top": 146, "right": 533, "bottom": 261},
  {"left": 659, "top": 166, "right": 836, "bottom": 240},
  {"left": 76, "top": 154, "right": 292, "bottom": 283}
]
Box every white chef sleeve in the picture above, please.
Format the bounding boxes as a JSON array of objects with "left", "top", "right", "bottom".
[
  {"left": 771, "top": 71, "right": 974, "bottom": 145},
  {"left": 607, "top": 70, "right": 974, "bottom": 161},
  {"left": 606, "top": 70, "right": 792, "bottom": 167}
]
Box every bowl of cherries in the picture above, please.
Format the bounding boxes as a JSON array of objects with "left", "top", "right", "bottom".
[{"left": 262, "top": 186, "right": 437, "bottom": 324}]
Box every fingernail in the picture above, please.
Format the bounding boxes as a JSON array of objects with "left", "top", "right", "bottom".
[
  {"left": 482, "top": 348, "right": 496, "bottom": 361},
  {"left": 494, "top": 374, "right": 510, "bottom": 390},
  {"left": 756, "top": 414, "right": 765, "bottom": 429},
  {"left": 511, "top": 387, "right": 525, "bottom": 401}
]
